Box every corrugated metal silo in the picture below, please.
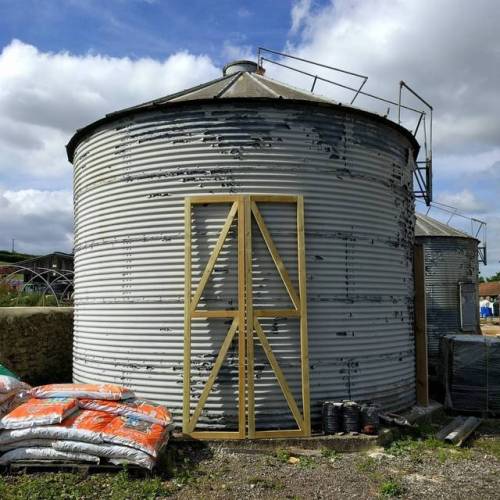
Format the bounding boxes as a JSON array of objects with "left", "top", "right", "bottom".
[
  {"left": 67, "top": 60, "right": 420, "bottom": 433},
  {"left": 415, "top": 213, "right": 480, "bottom": 373}
]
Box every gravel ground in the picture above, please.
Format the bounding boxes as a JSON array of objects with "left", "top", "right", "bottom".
[
  {"left": 0, "top": 424, "right": 498, "bottom": 499},
  {"left": 168, "top": 432, "right": 500, "bottom": 499}
]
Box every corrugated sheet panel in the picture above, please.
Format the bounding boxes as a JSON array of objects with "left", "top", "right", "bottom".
[
  {"left": 73, "top": 101, "right": 417, "bottom": 429},
  {"left": 416, "top": 236, "right": 479, "bottom": 365},
  {"left": 415, "top": 213, "right": 473, "bottom": 239}
]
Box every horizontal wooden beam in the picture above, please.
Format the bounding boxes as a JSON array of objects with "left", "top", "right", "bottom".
[
  {"left": 254, "top": 309, "right": 300, "bottom": 318},
  {"left": 191, "top": 310, "right": 238, "bottom": 318},
  {"left": 250, "top": 195, "right": 298, "bottom": 203},
  {"left": 189, "top": 195, "right": 242, "bottom": 204}
]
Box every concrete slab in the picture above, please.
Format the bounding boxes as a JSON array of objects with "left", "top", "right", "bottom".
[{"left": 172, "top": 429, "right": 392, "bottom": 454}]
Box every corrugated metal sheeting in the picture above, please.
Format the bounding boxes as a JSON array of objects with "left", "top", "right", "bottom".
[
  {"left": 72, "top": 100, "right": 417, "bottom": 429},
  {"left": 416, "top": 231, "right": 479, "bottom": 365}
]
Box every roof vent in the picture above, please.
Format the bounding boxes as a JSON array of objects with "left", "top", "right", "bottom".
[{"left": 223, "top": 60, "right": 259, "bottom": 76}]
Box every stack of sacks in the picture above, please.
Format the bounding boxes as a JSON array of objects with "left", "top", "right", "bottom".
[
  {"left": 0, "top": 376, "right": 31, "bottom": 419},
  {"left": 0, "top": 384, "right": 172, "bottom": 470}
]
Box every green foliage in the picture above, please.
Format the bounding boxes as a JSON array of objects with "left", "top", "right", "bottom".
[
  {"left": 320, "top": 447, "right": 340, "bottom": 460},
  {"left": 298, "top": 456, "right": 316, "bottom": 469},
  {"left": 247, "top": 477, "right": 284, "bottom": 490},
  {"left": 0, "top": 285, "right": 61, "bottom": 307},
  {"left": 0, "top": 471, "right": 172, "bottom": 500},
  {"left": 386, "top": 435, "right": 472, "bottom": 463},
  {"left": 473, "top": 437, "right": 500, "bottom": 459},
  {"left": 356, "top": 456, "right": 377, "bottom": 472},
  {"left": 0, "top": 251, "right": 36, "bottom": 264},
  {"left": 275, "top": 448, "right": 290, "bottom": 462},
  {"left": 379, "top": 479, "right": 404, "bottom": 497},
  {"left": 486, "top": 272, "right": 500, "bottom": 282}
]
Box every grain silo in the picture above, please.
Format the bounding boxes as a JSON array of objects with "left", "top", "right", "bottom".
[
  {"left": 67, "top": 59, "right": 420, "bottom": 437},
  {"left": 415, "top": 213, "right": 480, "bottom": 377}
]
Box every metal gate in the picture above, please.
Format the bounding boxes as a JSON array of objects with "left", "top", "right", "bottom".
[{"left": 183, "top": 194, "right": 310, "bottom": 439}]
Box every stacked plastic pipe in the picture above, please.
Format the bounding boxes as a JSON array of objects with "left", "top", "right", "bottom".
[{"left": 0, "top": 380, "right": 172, "bottom": 470}]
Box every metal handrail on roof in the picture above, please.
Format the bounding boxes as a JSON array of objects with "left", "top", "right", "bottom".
[
  {"left": 417, "top": 199, "right": 487, "bottom": 265},
  {"left": 257, "top": 47, "right": 433, "bottom": 205}
]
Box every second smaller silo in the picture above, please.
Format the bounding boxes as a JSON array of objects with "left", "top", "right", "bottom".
[{"left": 415, "top": 213, "right": 480, "bottom": 377}]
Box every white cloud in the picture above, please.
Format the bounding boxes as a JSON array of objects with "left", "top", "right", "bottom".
[
  {"left": 0, "top": 39, "right": 219, "bottom": 253},
  {"left": 290, "top": 0, "right": 312, "bottom": 35},
  {"left": 221, "top": 41, "right": 254, "bottom": 62},
  {"left": 0, "top": 189, "right": 73, "bottom": 254},
  {"left": 0, "top": 39, "right": 219, "bottom": 182},
  {"left": 436, "top": 189, "right": 487, "bottom": 213},
  {"left": 282, "top": 0, "right": 500, "bottom": 275},
  {"left": 281, "top": 0, "right": 500, "bottom": 154}
]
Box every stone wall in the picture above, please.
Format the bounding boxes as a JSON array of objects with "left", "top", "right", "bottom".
[{"left": 0, "top": 307, "right": 73, "bottom": 385}]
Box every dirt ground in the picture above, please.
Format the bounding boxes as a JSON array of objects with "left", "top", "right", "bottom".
[
  {"left": 1, "top": 420, "right": 499, "bottom": 499},
  {"left": 168, "top": 425, "right": 500, "bottom": 500},
  {"left": 481, "top": 321, "right": 500, "bottom": 337}
]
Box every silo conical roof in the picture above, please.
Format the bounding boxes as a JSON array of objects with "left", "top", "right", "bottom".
[
  {"left": 415, "top": 213, "right": 476, "bottom": 239},
  {"left": 67, "top": 59, "right": 418, "bottom": 162}
]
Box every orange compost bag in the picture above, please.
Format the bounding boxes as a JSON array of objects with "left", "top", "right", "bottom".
[
  {"left": 78, "top": 399, "right": 172, "bottom": 427},
  {"left": 102, "top": 415, "right": 168, "bottom": 457},
  {"left": 0, "top": 398, "right": 78, "bottom": 429},
  {"left": 30, "top": 383, "right": 135, "bottom": 401},
  {"left": 0, "top": 409, "right": 114, "bottom": 445},
  {"left": 61, "top": 408, "right": 115, "bottom": 433}
]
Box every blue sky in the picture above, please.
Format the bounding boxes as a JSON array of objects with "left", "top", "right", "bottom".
[
  {"left": 0, "top": 0, "right": 298, "bottom": 61},
  {"left": 0, "top": 0, "right": 498, "bottom": 275}
]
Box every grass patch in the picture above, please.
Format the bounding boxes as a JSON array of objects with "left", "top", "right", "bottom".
[
  {"left": 321, "top": 448, "right": 340, "bottom": 461},
  {"left": 473, "top": 437, "right": 500, "bottom": 459},
  {"left": 247, "top": 477, "right": 284, "bottom": 490},
  {"left": 298, "top": 456, "right": 316, "bottom": 469},
  {"left": 356, "top": 456, "right": 378, "bottom": 473},
  {"left": 0, "top": 471, "right": 172, "bottom": 500},
  {"left": 379, "top": 478, "right": 404, "bottom": 497},
  {"left": 386, "top": 435, "right": 472, "bottom": 463}
]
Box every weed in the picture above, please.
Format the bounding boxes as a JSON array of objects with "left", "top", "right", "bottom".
[
  {"left": 386, "top": 435, "right": 472, "bottom": 463},
  {"left": 248, "top": 477, "right": 284, "bottom": 490},
  {"left": 275, "top": 448, "right": 290, "bottom": 462},
  {"left": 298, "top": 456, "right": 316, "bottom": 469},
  {"left": 356, "top": 456, "right": 377, "bottom": 473},
  {"left": 473, "top": 437, "right": 500, "bottom": 459},
  {"left": 0, "top": 471, "right": 172, "bottom": 500},
  {"left": 379, "top": 479, "right": 404, "bottom": 497},
  {"left": 321, "top": 448, "right": 340, "bottom": 460}
]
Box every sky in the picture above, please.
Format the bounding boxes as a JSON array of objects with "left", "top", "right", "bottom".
[{"left": 0, "top": 0, "right": 498, "bottom": 275}]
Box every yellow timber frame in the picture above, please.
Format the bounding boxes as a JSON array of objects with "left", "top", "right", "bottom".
[{"left": 184, "top": 194, "right": 310, "bottom": 439}]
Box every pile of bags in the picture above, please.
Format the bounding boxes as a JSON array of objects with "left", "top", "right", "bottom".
[{"left": 0, "top": 380, "right": 172, "bottom": 470}]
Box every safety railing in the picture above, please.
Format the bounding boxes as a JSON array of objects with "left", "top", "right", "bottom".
[
  {"left": 418, "top": 200, "right": 487, "bottom": 265},
  {"left": 257, "top": 47, "right": 433, "bottom": 205}
]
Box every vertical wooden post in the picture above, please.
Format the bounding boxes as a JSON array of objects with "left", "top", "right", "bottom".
[
  {"left": 414, "top": 243, "right": 429, "bottom": 406},
  {"left": 237, "top": 196, "right": 246, "bottom": 438},
  {"left": 297, "top": 196, "right": 311, "bottom": 435},
  {"left": 183, "top": 198, "right": 192, "bottom": 432},
  {"left": 245, "top": 195, "right": 255, "bottom": 438}
]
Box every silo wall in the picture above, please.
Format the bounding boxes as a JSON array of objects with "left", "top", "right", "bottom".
[
  {"left": 73, "top": 101, "right": 417, "bottom": 428},
  {"left": 417, "top": 236, "right": 479, "bottom": 366}
]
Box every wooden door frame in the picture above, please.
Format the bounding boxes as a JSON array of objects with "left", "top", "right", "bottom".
[
  {"left": 183, "top": 194, "right": 310, "bottom": 439},
  {"left": 184, "top": 195, "right": 246, "bottom": 439}
]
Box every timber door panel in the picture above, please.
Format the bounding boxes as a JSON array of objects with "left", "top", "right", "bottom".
[
  {"left": 184, "top": 195, "right": 310, "bottom": 439},
  {"left": 184, "top": 196, "right": 246, "bottom": 439}
]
